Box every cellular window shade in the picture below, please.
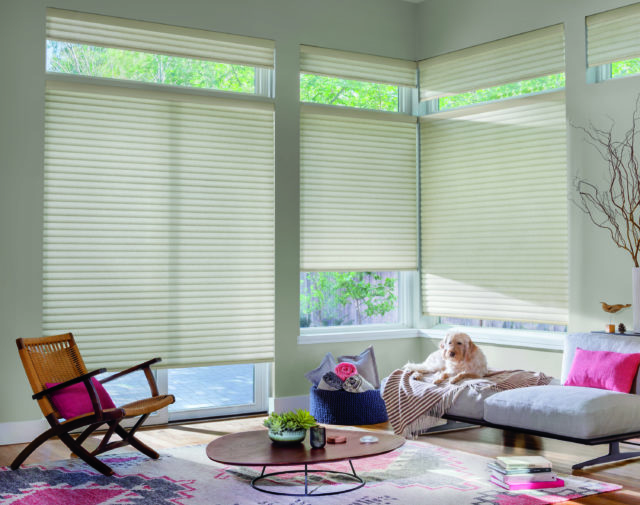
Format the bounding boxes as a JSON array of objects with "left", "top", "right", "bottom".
[
  {"left": 418, "top": 24, "right": 565, "bottom": 102},
  {"left": 300, "top": 105, "right": 417, "bottom": 271},
  {"left": 43, "top": 81, "right": 275, "bottom": 370},
  {"left": 587, "top": 3, "right": 640, "bottom": 67},
  {"left": 46, "top": 8, "right": 275, "bottom": 68},
  {"left": 300, "top": 45, "right": 416, "bottom": 87},
  {"left": 420, "top": 92, "right": 567, "bottom": 324}
]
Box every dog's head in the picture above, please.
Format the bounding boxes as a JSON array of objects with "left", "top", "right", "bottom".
[{"left": 439, "top": 331, "right": 478, "bottom": 363}]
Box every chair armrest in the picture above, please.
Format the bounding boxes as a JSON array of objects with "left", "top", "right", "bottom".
[
  {"left": 33, "top": 368, "right": 106, "bottom": 400},
  {"left": 100, "top": 358, "right": 161, "bottom": 384}
]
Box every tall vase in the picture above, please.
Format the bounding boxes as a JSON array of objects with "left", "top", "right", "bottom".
[{"left": 634, "top": 267, "right": 640, "bottom": 333}]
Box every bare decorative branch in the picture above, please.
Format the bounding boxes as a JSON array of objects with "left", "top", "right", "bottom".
[{"left": 574, "top": 95, "right": 640, "bottom": 267}]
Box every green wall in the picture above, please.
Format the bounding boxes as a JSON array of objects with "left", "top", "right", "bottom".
[{"left": 1, "top": 0, "right": 636, "bottom": 425}]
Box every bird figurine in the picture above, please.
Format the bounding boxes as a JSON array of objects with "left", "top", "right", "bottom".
[{"left": 601, "top": 302, "right": 632, "bottom": 314}]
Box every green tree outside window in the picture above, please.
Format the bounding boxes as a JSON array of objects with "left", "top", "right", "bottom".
[{"left": 47, "top": 41, "right": 255, "bottom": 93}]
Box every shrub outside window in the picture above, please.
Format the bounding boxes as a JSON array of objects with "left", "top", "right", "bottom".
[{"left": 300, "top": 272, "right": 399, "bottom": 328}]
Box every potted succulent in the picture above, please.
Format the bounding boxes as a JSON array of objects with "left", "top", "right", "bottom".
[{"left": 263, "top": 409, "right": 317, "bottom": 444}]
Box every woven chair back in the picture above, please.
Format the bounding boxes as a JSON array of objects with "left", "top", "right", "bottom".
[{"left": 17, "top": 333, "right": 88, "bottom": 417}]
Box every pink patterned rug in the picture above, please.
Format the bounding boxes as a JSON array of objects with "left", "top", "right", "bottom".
[{"left": 1, "top": 440, "right": 620, "bottom": 504}]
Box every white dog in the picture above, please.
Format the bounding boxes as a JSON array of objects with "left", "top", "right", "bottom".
[{"left": 404, "top": 331, "right": 487, "bottom": 385}]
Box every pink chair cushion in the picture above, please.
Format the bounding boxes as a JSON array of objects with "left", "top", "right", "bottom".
[
  {"left": 45, "top": 377, "right": 116, "bottom": 419},
  {"left": 564, "top": 347, "right": 640, "bottom": 393}
]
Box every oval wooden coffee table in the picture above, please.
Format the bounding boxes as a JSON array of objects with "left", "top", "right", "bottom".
[{"left": 206, "top": 428, "right": 404, "bottom": 496}]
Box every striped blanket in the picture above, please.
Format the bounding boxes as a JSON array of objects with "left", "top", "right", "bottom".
[{"left": 382, "top": 368, "right": 552, "bottom": 438}]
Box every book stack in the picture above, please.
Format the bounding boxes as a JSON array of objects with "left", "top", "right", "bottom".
[{"left": 489, "top": 456, "right": 564, "bottom": 490}]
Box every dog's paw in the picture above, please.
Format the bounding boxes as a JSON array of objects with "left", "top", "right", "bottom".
[
  {"left": 433, "top": 377, "right": 445, "bottom": 385},
  {"left": 411, "top": 372, "right": 424, "bottom": 381}
]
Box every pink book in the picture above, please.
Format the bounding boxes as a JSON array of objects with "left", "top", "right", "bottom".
[{"left": 491, "top": 476, "right": 565, "bottom": 490}]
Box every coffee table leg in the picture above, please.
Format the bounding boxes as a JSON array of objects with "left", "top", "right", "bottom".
[{"left": 250, "top": 463, "right": 365, "bottom": 496}]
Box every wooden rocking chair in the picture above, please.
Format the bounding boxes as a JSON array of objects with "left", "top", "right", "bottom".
[{"left": 11, "top": 332, "right": 175, "bottom": 476}]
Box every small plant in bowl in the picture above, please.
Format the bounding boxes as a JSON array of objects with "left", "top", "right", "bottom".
[{"left": 263, "top": 409, "right": 317, "bottom": 444}]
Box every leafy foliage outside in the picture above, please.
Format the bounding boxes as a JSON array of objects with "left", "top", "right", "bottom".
[
  {"left": 46, "top": 40, "right": 255, "bottom": 93},
  {"left": 263, "top": 409, "right": 317, "bottom": 434},
  {"left": 612, "top": 57, "right": 640, "bottom": 79},
  {"left": 300, "top": 272, "right": 398, "bottom": 327},
  {"left": 439, "top": 73, "right": 565, "bottom": 110},
  {"left": 300, "top": 73, "right": 398, "bottom": 111}
]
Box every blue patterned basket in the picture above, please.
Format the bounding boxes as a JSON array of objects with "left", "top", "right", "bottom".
[{"left": 309, "top": 386, "right": 388, "bottom": 425}]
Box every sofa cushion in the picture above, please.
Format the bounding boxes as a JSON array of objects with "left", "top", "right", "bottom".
[
  {"left": 446, "top": 386, "right": 500, "bottom": 419},
  {"left": 563, "top": 333, "right": 640, "bottom": 393},
  {"left": 565, "top": 347, "right": 640, "bottom": 393},
  {"left": 484, "top": 385, "right": 640, "bottom": 439}
]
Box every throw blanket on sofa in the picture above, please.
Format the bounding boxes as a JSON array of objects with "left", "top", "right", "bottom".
[{"left": 382, "top": 368, "right": 552, "bottom": 438}]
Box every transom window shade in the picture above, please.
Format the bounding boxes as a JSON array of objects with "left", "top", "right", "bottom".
[
  {"left": 46, "top": 8, "right": 275, "bottom": 68},
  {"left": 418, "top": 24, "right": 565, "bottom": 102},
  {"left": 300, "top": 45, "right": 416, "bottom": 87},
  {"left": 43, "top": 81, "right": 275, "bottom": 370},
  {"left": 300, "top": 105, "right": 417, "bottom": 271},
  {"left": 420, "top": 92, "right": 567, "bottom": 324},
  {"left": 587, "top": 2, "right": 640, "bottom": 67}
]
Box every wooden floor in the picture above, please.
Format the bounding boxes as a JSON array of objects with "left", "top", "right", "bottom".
[{"left": 1, "top": 416, "right": 639, "bottom": 504}]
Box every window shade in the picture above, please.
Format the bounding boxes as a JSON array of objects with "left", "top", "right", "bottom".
[
  {"left": 46, "top": 8, "right": 275, "bottom": 68},
  {"left": 420, "top": 92, "right": 567, "bottom": 324},
  {"left": 587, "top": 3, "right": 640, "bottom": 67},
  {"left": 43, "top": 81, "right": 275, "bottom": 370},
  {"left": 418, "top": 24, "right": 565, "bottom": 102},
  {"left": 300, "top": 105, "right": 417, "bottom": 271},
  {"left": 300, "top": 45, "right": 416, "bottom": 87}
]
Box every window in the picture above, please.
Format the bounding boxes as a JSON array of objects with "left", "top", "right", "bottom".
[
  {"left": 438, "top": 317, "right": 567, "bottom": 333},
  {"left": 299, "top": 46, "right": 417, "bottom": 333},
  {"left": 419, "top": 26, "right": 568, "bottom": 329},
  {"left": 43, "top": 9, "right": 274, "bottom": 422},
  {"left": 587, "top": 3, "right": 640, "bottom": 82},
  {"left": 438, "top": 73, "right": 565, "bottom": 111},
  {"left": 47, "top": 41, "right": 256, "bottom": 93},
  {"left": 300, "top": 73, "right": 398, "bottom": 111},
  {"left": 300, "top": 272, "right": 399, "bottom": 328},
  {"left": 418, "top": 24, "right": 565, "bottom": 104}
]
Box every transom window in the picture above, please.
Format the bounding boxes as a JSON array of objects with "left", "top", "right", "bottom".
[{"left": 47, "top": 41, "right": 256, "bottom": 93}]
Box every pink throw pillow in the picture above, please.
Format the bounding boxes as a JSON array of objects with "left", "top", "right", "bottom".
[
  {"left": 45, "top": 378, "right": 116, "bottom": 419},
  {"left": 564, "top": 347, "right": 640, "bottom": 393}
]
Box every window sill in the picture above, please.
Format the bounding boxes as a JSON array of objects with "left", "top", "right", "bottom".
[
  {"left": 298, "top": 325, "right": 565, "bottom": 350},
  {"left": 418, "top": 326, "right": 565, "bottom": 351},
  {"left": 298, "top": 327, "right": 419, "bottom": 345}
]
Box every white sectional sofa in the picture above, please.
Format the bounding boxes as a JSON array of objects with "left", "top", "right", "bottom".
[{"left": 440, "top": 332, "right": 640, "bottom": 469}]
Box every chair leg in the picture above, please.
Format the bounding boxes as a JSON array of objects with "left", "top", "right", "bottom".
[
  {"left": 572, "top": 441, "right": 640, "bottom": 470},
  {"left": 75, "top": 423, "right": 101, "bottom": 447},
  {"left": 10, "top": 427, "right": 59, "bottom": 470},
  {"left": 114, "top": 416, "right": 159, "bottom": 459},
  {"left": 58, "top": 431, "right": 114, "bottom": 476},
  {"left": 94, "top": 421, "right": 119, "bottom": 455}
]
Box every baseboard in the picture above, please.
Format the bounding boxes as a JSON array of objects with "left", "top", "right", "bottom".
[
  {"left": 0, "top": 419, "right": 49, "bottom": 445},
  {"left": 269, "top": 394, "right": 309, "bottom": 413}
]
